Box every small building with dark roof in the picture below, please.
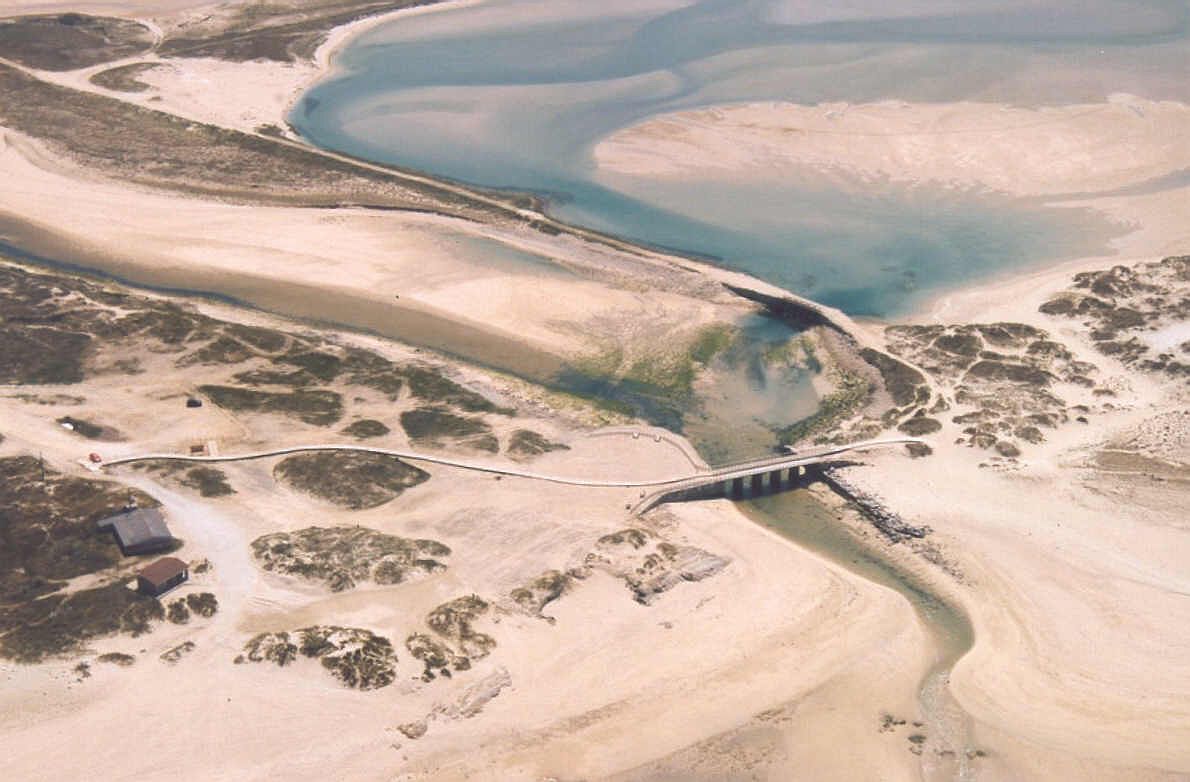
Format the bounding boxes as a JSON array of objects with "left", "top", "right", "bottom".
[
  {"left": 137, "top": 557, "right": 189, "bottom": 597},
  {"left": 97, "top": 508, "right": 175, "bottom": 555}
]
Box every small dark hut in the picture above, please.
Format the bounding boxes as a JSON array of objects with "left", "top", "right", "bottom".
[{"left": 137, "top": 557, "right": 189, "bottom": 597}]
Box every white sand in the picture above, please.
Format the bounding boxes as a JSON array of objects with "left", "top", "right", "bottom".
[
  {"left": 595, "top": 98, "right": 1190, "bottom": 197},
  {"left": 132, "top": 57, "right": 319, "bottom": 134},
  {"left": 862, "top": 447, "right": 1190, "bottom": 771},
  {"left": 854, "top": 245, "right": 1189, "bottom": 777},
  {"left": 0, "top": 129, "right": 732, "bottom": 366}
]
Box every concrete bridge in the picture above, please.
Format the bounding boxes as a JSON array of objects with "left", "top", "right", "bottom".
[
  {"left": 100, "top": 437, "right": 922, "bottom": 514},
  {"left": 627, "top": 438, "right": 920, "bottom": 514}
]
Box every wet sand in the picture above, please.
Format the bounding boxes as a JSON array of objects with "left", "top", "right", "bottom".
[
  {"left": 0, "top": 213, "right": 567, "bottom": 382},
  {"left": 747, "top": 490, "right": 976, "bottom": 777}
]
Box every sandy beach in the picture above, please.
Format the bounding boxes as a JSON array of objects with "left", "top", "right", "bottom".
[{"left": 0, "top": 1, "right": 1188, "bottom": 780}]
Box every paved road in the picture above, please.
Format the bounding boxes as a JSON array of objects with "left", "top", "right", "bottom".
[{"left": 102, "top": 437, "right": 923, "bottom": 490}]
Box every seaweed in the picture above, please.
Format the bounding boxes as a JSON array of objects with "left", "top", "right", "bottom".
[
  {"left": 179, "top": 467, "right": 235, "bottom": 497},
  {"left": 239, "top": 626, "right": 397, "bottom": 690},
  {"left": 186, "top": 592, "right": 218, "bottom": 617},
  {"left": 426, "top": 595, "right": 495, "bottom": 659},
  {"left": 400, "top": 406, "right": 493, "bottom": 447},
  {"left": 0, "top": 14, "right": 153, "bottom": 71},
  {"left": 507, "top": 429, "right": 569, "bottom": 457},
  {"left": 859, "top": 347, "right": 926, "bottom": 407}
]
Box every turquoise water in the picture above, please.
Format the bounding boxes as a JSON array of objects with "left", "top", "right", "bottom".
[{"left": 291, "top": 0, "right": 1189, "bottom": 315}]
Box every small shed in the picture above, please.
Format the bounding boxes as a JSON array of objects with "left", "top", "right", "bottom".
[
  {"left": 97, "top": 507, "right": 175, "bottom": 555},
  {"left": 186, "top": 398, "right": 203, "bottom": 408},
  {"left": 137, "top": 557, "right": 189, "bottom": 597}
]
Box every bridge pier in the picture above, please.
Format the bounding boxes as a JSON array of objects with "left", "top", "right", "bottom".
[{"left": 719, "top": 466, "right": 811, "bottom": 502}]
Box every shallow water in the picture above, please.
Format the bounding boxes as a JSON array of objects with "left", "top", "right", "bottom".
[
  {"left": 743, "top": 492, "right": 974, "bottom": 664},
  {"left": 291, "top": 0, "right": 1189, "bottom": 315},
  {"left": 741, "top": 477, "right": 976, "bottom": 773},
  {"left": 446, "top": 232, "right": 579, "bottom": 279},
  {"left": 682, "top": 313, "right": 820, "bottom": 462},
  {"left": 685, "top": 381, "right": 971, "bottom": 677},
  {"left": 686, "top": 367, "right": 976, "bottom": 771}
]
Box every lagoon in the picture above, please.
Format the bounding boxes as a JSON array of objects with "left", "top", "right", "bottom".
[{"left": 291, "top": 0, "right": 1189, "bottom": 315}]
